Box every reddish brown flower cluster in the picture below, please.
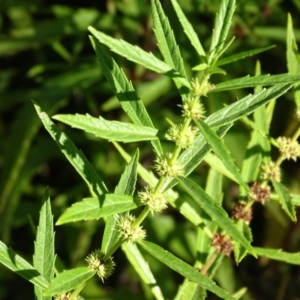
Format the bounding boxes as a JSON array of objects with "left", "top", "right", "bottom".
[
  {"left": 232, "top": 202, "right": 253, "bottom": 224},
  {"left": 250, "top": 182, "right": 271, "bottom": 204},
  {"left": 211, "top": 233, "right": 233, "bottom": 256}
]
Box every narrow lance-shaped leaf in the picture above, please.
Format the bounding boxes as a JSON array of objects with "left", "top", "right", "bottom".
[
  {"left": 215, "top": 45, "right": 275, "bottom": 67},
  {"left": 170, "top": 0, "right": 206, "bottom": 58},
  {"left": 89, "top": 36, "right": 163, "bottom": 155},
  {"left": 162, "top": 124, "right": 232, "bottom": 192},
  {"left": 208, "top": 0, "right": 236, "bottom": 64},
  {"left": 205, "top": 84, "right": 293, "bottom": 128},
  {"left": 177, "top": 177, "right": 255, "bottom": 256},
  {"left": 57, "top": 194, "right": 140, "bottom": 225},
  {"left": 195, "top": 119, "right": 250, "bottom": 192},
  {"left": 151, "top": 0, "right": 189, "bottom": 96},
  {"left": 272, "top": 181, "right": 296, "bottom": 221},
  {"left": 43, "top": 267, "right": 95, "bottom": 296},
  {"left": 101, "top": 150, "right": 139, "bottom": 254},
  {"left": 88, "top": 27, "right": 190, "bottom": 89},
  {"left": 253, "top": 247, "right": 300, "bottom": 265},
  {"left": 123, "top": 242, "right": 165, "bottom": 300},
  {"left": 287, "top": 13, "right": 300, "bottom": 106},
  {"left": 0, "top": 240, "right": 48, "bottom": 289},
  {"left": 213, "top": 74, "right": 300, "bottom": 92},
  {"left": 139, "top": 240, "right": 236, "bottom": 300},
  {"left": 33, "top": 189, "right": 55, "bottom": 300},
  {"left": 53, "top": 114, "right": 159, "bottom": 143},
  {"left": 34, "top": 103, "right": 107, "bottom": 199}
]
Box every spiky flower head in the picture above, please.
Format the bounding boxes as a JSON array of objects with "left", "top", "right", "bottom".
[
  {"left": 179, "top": 97, "right": 206, "bottom": 120},
  {"left": 191, "top": 77, "right": 215, "bottom": 97},
  {"left": 260, "top": 161, "right": 281, "bottom": 182},
  {"left": 138, "top": 186, "right": 168, "bottom": 214},
  {"left": 116, "top": 213, "right": 146, "bottom": 242},
  {"left": 211, "top": 233, "right": 233, "bottom": 256},
  {"left": 277, "top": 136, "right": 300, "bottom": 161},
  {"left": 54, "top": 293, "right": 82, "bottom": 300},
  {"left": 295, "top": 107, "right": 300, "bottom": 120},
  {"left": 85, "top": 250, "right": 115, "bottom": 282},
  {"left": 165, "top": 124, "right": 197, "bottom": 148},
  {"left": 154, "top": 153, "right": 184, "bottom": 178},
  {"left": 231, "top": 202, "right": 253, "bottom": 224},
  {"left": 248, "top": 182, "right": 271, "bottom": 205}
]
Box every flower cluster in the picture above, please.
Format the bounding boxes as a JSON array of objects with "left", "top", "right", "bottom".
[
  {"left": 231, "top": 202, "right": 253, "bottom": 224},
  {"left": 179, "top": 97, "right": 206, "bottom": 120},
  {"left": 295, "top": 107, "right": 300, "bottom": 120},
  {"left": 154, "top": 153, "right": 184, "bottom": 177},
  {"left": 211, "top": 233, "right": 233, "bottom": 256},
  {"left": 116, "top": 213, "right": 146, "bottom": 242},
  {"left": 138, "top": 186, "right": 168, "bottom": 214},
  {"left": 85, "top": 250, "right": 115, "bottom": 282},
  {"left": 277, "top": 136, "right": 300, "bottom": 161},
  {"left": 54, "top": 294, "right": 72, "bottom": 300},
  {"left": 260, "top": 161, "right": 281, "bottom": 182},
  {"left": 165, "top": 124, "right": 197, "bottom": 148},
  {"left": 248, "top": 182, "right": 271, "bottom": 205}
]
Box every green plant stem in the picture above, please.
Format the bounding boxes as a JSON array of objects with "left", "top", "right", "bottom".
[
  {"left": 70, "top": 283, "right": 86, "bottom": 299},
  {"left": 200, "top": 252, "right": 218, "bottom": 275},
  {"left": 133, "top": 206, "right": 150, "bottom": 228},
  {"left": 103, "top": 237, "right": 124, "bottom": 260}
]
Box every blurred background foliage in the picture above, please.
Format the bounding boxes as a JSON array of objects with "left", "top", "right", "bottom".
[{"left": 1, "top": 0, "right": 300, "bottom": 299}]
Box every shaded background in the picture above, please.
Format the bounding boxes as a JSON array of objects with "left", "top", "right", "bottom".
[{"left": 1, "top": 0, "right": 300, "bottom": 299}]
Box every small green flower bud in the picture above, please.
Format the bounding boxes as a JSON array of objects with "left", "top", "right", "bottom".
[
  {"left": 116, "top": 213, "right": 146, "bottom": 242},
  {"left": 165, "top": 124, "right": 197, "bottom": 148},
  {"left": 154, "top": 153, "right": 184, "bottom": 177},
  {"left": 260, "top": 161, "right": 281, "bottom": 182},
  {"left": 138, "top": 186, "right": 168, "bottom": 214},
  {"left": 85, "top": 250, "right": 115, "bottom": 282},
  {"left": 277, "top": 136, "right": 300, "bottom": 161},
  {"left": 295, "top": 107, "right": 300, "bottom": 120},
  {"left": 179, "top": 97, "right": 205, "bottom": 120}
]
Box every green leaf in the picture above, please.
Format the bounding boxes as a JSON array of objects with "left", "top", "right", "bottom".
[
  {"left": 139, "top": 240, "right": 236, "bottom": 300},
  {"left": 287, "top": 13, "right": 300, "bottom": 106},
  {"left": 206, "top": 84, "right": 293, "bottom": 128},
  {"left": 33, "top": 103, "right": 107, "bottom": 199},
  {"left": 253, "top": 247, "right": 300, "bottom": 265},
  {"left": 53, "top": 114, "right": 159, "bottom": 143},
  {"left": 151, "top": 0, "right": 189, "bottom": 96},
  {"left": 170, "top": 0, "right": 206, "bottom": 58},
  {"left": 56, "top": 194, "right": 140, "bottom": 225},
  {"left": 204, "top": 152, "right": 236, "bottom": 183},
  {"left": 233, "top": 220, "right": 253, "bottom": 263},
  {"left": 88, "top": 27, "right": 190, "bottom": 89},
  {"left": 214, "top": 74, "right": 300, "bottom": 92},
  {"left": 89, "top": 36, "right": 163, "bottom": 155},
  {"left": 291, "top": 193, "right": 300, "bottom": 206},
  {"left": 0, "top": 240, "right": 48, "bottom": 289},
  {"left": 196, "top": 168, "right": 223, "bottom": 266},
  {"left": 241, "top": 132, "right": 264, "bottom": 183},
  {"left": 208, "top": 0, "right": 236, "bottom": 64},
  {"left": 162, "top": 124, "right": 232, "bottom": 192},
  {"left": 215, "top": 45, "right": 275, "bottom": 67},
  {"left": 287, "top": 14, "right": 300, "bottom": 76},
  {"left": 43, "top": 267, "right": 95, "bottom": 296},
  {"left": 272, "top": 181, "right": 297, "bottom": 221},
  {"left": 175, "top": 280, "right": 207, "bottom": 300},
  {"left": 176, "top": 125, "right": 232, "bottom": 180},
  {"left": 33, "top": 189, "right": 55, "bottom": 300},
  {"left": 177, "top": 177, "right": 255, "bottom": 256},
  {"left": 122, "top": 242, "right": 165, "bottom": 300},
  {"left": 195, "top": 119, "right": 249, "bottom": 192},
  {"left": 101, "top": 150, "right": 139, "bottom": 254}
]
